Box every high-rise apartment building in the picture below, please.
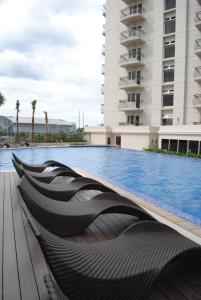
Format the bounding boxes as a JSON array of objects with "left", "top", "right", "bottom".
[{"left": 85, "top": 0, "right": 201, "bottom": 153}]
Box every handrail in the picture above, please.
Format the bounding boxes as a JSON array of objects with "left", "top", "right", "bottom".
[
  {"left": 119, "top": 99, "right": 142, "bottom": 109},
  {"left": 195, "top": 11, "right": 201, "bottom": 23},
  {"left": 120, "top": 28, "right": 144, "bottom": 40},
  {"left": 194, "top": 66, "right": 201, "bottom": 77},
  {"left": 195, "top": 39, "right": 201, "bottom": 50},
  {"left": 193, "top": 94, "right": 201, "bottom": 105},
  {"left": 120, "top": 52, "right": 144, "bottom": 63},
  {"left": 120, "top": 7, "right": 145, "bottom": 19}
]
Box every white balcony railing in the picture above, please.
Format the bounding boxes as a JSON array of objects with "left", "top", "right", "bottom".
[
  {"left": 119, "top": 76, "right": 143, "bottom": 88},
  {"left": 119, "top": 53, "right": 144, "bottom": 66},
  {"left": 100, "top": 104, "right": 104, "bottom": 114},
  {"left": 120, "top": 28, "right": 145, "bottom": 44},
  {"left": 101, "top": 64, "right": 105, "bottom": 75},
  {"left": 102, "top": 44, "right": 105, "bottom": 56},
  {"left": 101, "top": 84, "right": 104, "bottom": 94},
  {"left": 120, "top": 6, "right": 145, "bottom": 20},
  {"left": 102, "top": 24, "right": 106, "bottom": 36},
  {"left": 195, "top": 39, "right": 201, "bottom": 52},
  {"left": 119, "top": 122, "right": 143, "bottom": 126},
  {"left": 102, "top": 4, "right": 106, "bottom": 17},
  {"left": 119, "top": 100, "right": 143, "bottom": 111},
  {"left": 193, "top": 94, "right": 201, "bottom": 106},
  {"left": 194, "top": 66, "right": 201, "bottom": 81}
]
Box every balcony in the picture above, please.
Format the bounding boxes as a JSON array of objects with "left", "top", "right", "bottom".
[
  {"left": 100, "top": 104, "right": 104, "bottom": 114},
  {"left": 102, "top": 4, "right": 106, "bottom": 17},
  {"left": 101, "top": 64, "right": 105, "bottom": 75},
  {"left": 119, "top": 53, "right": 144, "bottom": 68},
  {"left": 194, "top": 66, "right": 201, "bottom": 83},
  {"left": 121, "top": 0, "right": 134, "bottom": 4},
  {"left": 119, "top": 100, "right": 143, "bottom": 112},
  {"left": 120, "top": 7, "right": 145, "bottom": 25},
  {"left": 102, "top": 44, "right": 105, "bottom": 56},
  {"left": 193, "top": 94, "right": 201, "bottom": 109},
  {"left": 101, "top": 84, "right": 104, "bottom": 94},
  {"left": 195, "top": 39, "right": 201, "bottom": 56},
  {"left": 119, "top": 122, "right": 143, "bottom": 126},
  {"left": 119, "top": 76, "right": 143, "bottom": 90},
  {"left": 195, "top": 11, "right": 201, "bottom": 30},
  {"left": 120, "top": 29, "right": 145, "bottom": 47},
  {"left": 102, "top": 24, "right": 106, "bottom": 36}
]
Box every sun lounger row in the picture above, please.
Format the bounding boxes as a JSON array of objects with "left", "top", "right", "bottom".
[{"left": 13, "top": 153, "right": 201, "bottom": 300}]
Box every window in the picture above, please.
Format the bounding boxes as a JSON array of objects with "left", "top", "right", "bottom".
[
  {"left": 129, "top": 4, "right": 142, "bottom": 15},
  {"left": 127, "top": 115, "right": 140, "bottom": 125},
  {"left": 161, "top": 139, "right": 169, "bottom": 150},
  {"left": 128, "top": 71, "right": 141, "bottom": 84},
  {"left": 164, "top": 41, "right": 175, "bottom": 58},
  {"left": 129, "top": 25, "right": 142, "bottom": 37},
  {"left": 163, "top": 65, "right": 174, "bottom": 82},
  {"left": 178, "top": 140, "right": 187, "bottom": 153},
  {"left": 128, "top": 93, "right": 141, "bottom": 102},
  {"left": 162, "top": 90, "right": 174, "bottom": 106},
  {"left": 162, "top": 118, "right": 173, "bottom": 125},
  {"left": 164, "top": 16, "right": 176, "bottom": 34},
  {"left": 165, "top": 0, "right": 176, "bottom": 10},
  {"left": 189, "top": 141, "right": 199, "bottom": 154},
  {"left": 129, "top": 48, "right": 141, "bottom": 61},
  {"left": 169, "top": 139, "right": 178, "bottom": 151}
]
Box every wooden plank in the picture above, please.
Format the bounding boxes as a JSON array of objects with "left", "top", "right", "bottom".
[
  {"left": 14, "top": 173, "right": 50, "bottom": 300},
  {"left": 0, "top": 173, "right": 5, "bottom": 299},
  {"left": 10, "top": 172, "right": 39, "bottom": 300},
  {"left": 3, "top": 172, "right": 21, "bottom": 300}
]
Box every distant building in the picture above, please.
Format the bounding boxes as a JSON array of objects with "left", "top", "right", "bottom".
[{"left": 0, "top": 116, "right": 76, "bottom": 136}]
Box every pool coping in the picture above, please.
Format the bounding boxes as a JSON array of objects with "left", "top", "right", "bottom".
[{"left": 75, "top": 167, "right": 201, "bottom": 246}]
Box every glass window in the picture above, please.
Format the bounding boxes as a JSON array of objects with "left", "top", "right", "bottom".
[
  {"left": 164, "top": 17, "right": 176, "bottom": 34},
  {"left": 163, "top": 94, "right": 174, "bottom": 106},
  {"left": 189, "top": 141, "right": 199, "bottom": 154},
  {"left": 165, "top": 0, "right": 176, "bottom": 10},
  {"left": 169, "top": 139, "right": 178, "bottom": 151},
  {"left": 178, "top": 140, "right": 187, "bottom": 153},
  {"left": 164, "top": 67, "right": 174, "bottom": 82},
  {"left": 164, "top": 43, "right": 175, "bottom": 58},
  {"left": 162, "top": 118, "right": 173, "bottom": 126},
  {"left": 161, "top": 139, "right": 169, "bottom": 150}
]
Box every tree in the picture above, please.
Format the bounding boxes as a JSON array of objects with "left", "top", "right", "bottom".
[
  {"left": 31, "top": 100, "right": 37, "bottom": 142},
  {"left": 43, "top": 111, "right": 48, "bottom": 142},
  {"left": 0, "top": 92, "right": 6, "bottom": 107},
  {"left": 16, "top": 100, "right": 20, "bottom": 143}
]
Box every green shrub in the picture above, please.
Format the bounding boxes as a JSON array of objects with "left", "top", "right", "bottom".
[{"left": 145, "top": 146, "right": 201, "bottom": 159}]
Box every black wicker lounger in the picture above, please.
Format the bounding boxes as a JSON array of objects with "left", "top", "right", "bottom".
[
  {"left": 23, "top": 171, "right": 115, "bottom": 201},
  {"left": 19, "top": 176, "right": 154, "bottom": 236},
  {"left": 12, "top": 152, "right": 69, "bottom": 173},
  {"left": 23, "top": 209, "right": 201, "bottom": 300},
  {"left": 13, "top": 158, "right": 81, "bottom": 183}
]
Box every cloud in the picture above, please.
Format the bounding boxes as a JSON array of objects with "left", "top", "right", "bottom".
[{"left": 0, "top": 0, "right": 105, "bottom": 125}]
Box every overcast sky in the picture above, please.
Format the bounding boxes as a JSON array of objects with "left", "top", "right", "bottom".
[{"left": 0, "top": 0, "right": 105, "bottom": 126}]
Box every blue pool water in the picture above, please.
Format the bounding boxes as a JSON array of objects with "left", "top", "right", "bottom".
[{"left": 1, "top": 146, "right": 201, "bottom": 225}]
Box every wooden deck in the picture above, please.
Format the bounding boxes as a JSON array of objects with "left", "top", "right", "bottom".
[{"left": 1, "top": 171, "right": 201, "bottom": 300}]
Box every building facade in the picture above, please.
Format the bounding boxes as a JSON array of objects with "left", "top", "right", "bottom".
[
  {"left": 85, "top": 0, "right": 201, "bottom": 153},
  {"left": 0, "top": 116, "right": 76, "bottom": 136}
]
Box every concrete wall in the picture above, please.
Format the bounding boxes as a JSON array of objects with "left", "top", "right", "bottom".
[
  {"left": 88, "top": 133, "right": 107, "bottom": 145},
  {"left": 121, "top": 133, "right": 150, "bottom": 150}
]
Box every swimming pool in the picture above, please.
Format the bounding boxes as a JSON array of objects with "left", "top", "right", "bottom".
[{"left": 1, "top": 146, "right": 201, "bottom": 225}]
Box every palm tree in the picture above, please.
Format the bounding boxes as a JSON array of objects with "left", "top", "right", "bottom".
[
  {"left": 43, "top": 111, "right": 48, "bottom": 142},
  {"left": 31, "top": 100, "right": 37, "bottom": 142},
  {"left": 0, "top": 92, "right": 6, "bottom": 107},
  {"left": 16, "top": 100, "right": 20, "bottom": 143}
]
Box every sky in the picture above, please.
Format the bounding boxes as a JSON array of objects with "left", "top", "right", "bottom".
[{"left": 0, "top": 0, "right": 105, "bottom": 126}]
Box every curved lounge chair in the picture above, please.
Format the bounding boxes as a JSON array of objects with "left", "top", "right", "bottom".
[
  {"left": 23, "top": 171, "right": 115, "bottom": 201},
  {"left": 13, "top": 158, "right": 81, "bottom": 183},
  {"left": 24, "top": 212, "right": 201, "bottom": 300},
  {"left": 19, "top": 176, "right": 154, "bottom": 236},
  {"left": 12, "top": 153, "right": 69, "bottom": 173}
]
